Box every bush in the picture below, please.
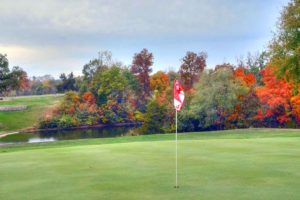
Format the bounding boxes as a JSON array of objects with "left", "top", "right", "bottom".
[
  {"left": 58, "top": 115, "right": 78, "bottom": 129},
  {"left": 39, "top": 117, "right": 60, "bottom": 129},
  {"left": 77, "top": 110, "right": 91, "bottom": 125},
  {"left": 134, "top": 111, "right": 144, "bottom": 122},
  {"left": 86, "top": 115, "right": 99, "bottom": 125},
  {"left": 140, "top": 100, "right": 166, "bottom": 134}
]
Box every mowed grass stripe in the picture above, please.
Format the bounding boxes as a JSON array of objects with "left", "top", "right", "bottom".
[
  {"left": 1, "top": 135, "right": 300, "bottom": 200},
  {"left": 1, "top": 128, "right": 300, "bottom": 153}
]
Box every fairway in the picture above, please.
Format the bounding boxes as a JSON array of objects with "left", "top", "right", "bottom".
[
  {"left": 1, "top": 130, "right": 300, "bottom": 200},
  {"left": 0, "top": 95, "right": 63, "bottom": 133}
]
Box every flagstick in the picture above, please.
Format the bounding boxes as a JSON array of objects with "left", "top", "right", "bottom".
[{"left": 175, "top": 109, "right": 179, "bottom": 188}]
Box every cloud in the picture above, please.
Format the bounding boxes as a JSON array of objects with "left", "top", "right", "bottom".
[
  {"left": 0, "top": 0, "right": 289, "bottom": 77},
  {"left": 0, "top": 44, "right": 91, "bottom": 77},
  {"left": 0, "top": 0, "right": 274, "bottom": 44}
]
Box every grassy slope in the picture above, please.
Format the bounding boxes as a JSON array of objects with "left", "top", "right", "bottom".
[
  {"left": 0, "top": 95, "right": 62, "bottom": 133},
  {"left": 1, "top": 129, "right": 300, "bottom": 200}
]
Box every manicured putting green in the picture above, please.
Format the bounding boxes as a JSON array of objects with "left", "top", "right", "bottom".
[{"left": 1, "top": 131, "right": 300, "bottom": 200}]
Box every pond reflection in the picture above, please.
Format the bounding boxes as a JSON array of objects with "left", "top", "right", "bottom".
[{"left": 0, "top": 125, "right": 141, "bottom": 145}]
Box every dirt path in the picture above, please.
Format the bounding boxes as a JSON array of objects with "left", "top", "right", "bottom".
[{"left": 0, "top": 131, "right": 20, "bottom": 138}]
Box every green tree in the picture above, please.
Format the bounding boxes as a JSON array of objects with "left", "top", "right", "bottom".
[
  {"left": 92, "top": 65, "right": 127, "bottom": 105},
  {"left": 140, "top": 99, "right": 166, "bottom": 134},
  {"left": 0, "top": 54, "right": 11, "bottom": 95},
  {"left": 81, "top": 51, "right": 118, "bottom": 94},
  {"left": 0, "top": 54, "right": 28, "bottom": 95},
  {"left": 269, "top": 0, "right": 300, "bottom": 84},
  {"left": 190, "top": 68, "right": 248, "bottom": 130},
  {"left": 122, "top": 67, "right": 141, "bottom": 96},
  {"left": 57, "top": 72, "right": 77, "bottom": 92}
]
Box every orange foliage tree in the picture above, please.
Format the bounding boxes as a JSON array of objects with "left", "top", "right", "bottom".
[
  {"left": 255, "top": 66, "right": 297, "bottom": 125},
  {"left": 59, "top": 91, "right": 81, "bottom": 115},
  {"left": 234, "top": 67, "right": 256, "bottom": 87},
  {"left": 291, "top": 92, "right": 300, "bottom": 123},
  {"left": 82, "top": 91, "right": 96, "bottom": 105},
  {"left": 79, "top": 91, "right": 98, "bottom": 114},
  {"left": 150, "top": 71, "right": 170, "bottom": 92},
  {"left": 226, "top": 67, "right": 259, "bottom": 127}
]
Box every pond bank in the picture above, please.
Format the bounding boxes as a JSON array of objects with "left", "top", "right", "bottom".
[
  {"left": 0, "top": 131, "right": 20, "bottom": 139},
  {"left": 0, "top": 122, "right": 142, "bottom": 138},
  {"left": 0, "top": 124, "right": 143, "bottom": 144}
]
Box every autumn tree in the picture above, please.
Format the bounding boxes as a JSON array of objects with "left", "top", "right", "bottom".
[
  {"left": 30, "top": 75, "right": 57, "bottom": 95},
  {"left": 256, "top": 66, "right": 294, "bottom": 126},
  {"left": 82, "top": 91, "right": 96, "bottom": 105},
  {"left": 131, "top": 48, "right": 153, "bottom": 98},
  {"left": 150, "top": 71, "right": 170, "bottom": 92},
  {"left": 18, "top": 70, "right": 30, "bottom": 91},
  {"left": 234, "top": 67, "right": 256, "bottom": 87},
  {"left": 237, "top": 51, "right": 268, "bottom": 85},
  {"left": 214, "top": 63, "right": 234, "bottom": 72},
  {"left": 227, "top": 67, "right": 260, "bottom": 127},
  {"left": 59, "top": 91, "right": 81, "bottom": 115},
  {"left": 78, "top": 91, "right": 99, "bottom": 125},
  {"left": 149, "top": 71, "right": 176, "bottom": 131},
  {"left": 268, "top": 0, "right": 300, "bottom": 84},
  {"left": 179, "top": 51, "right": 207, "bottom": 89}
]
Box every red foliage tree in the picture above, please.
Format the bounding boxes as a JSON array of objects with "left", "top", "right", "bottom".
[
  {"left": 179, "top": 51, "right": 207, "bottom": 89},
  {"left": 131, "top": 48, "right": 153, "bottom": 99},
  {"left": 19, "top": 71, "right": 30, "bottom": 90}
]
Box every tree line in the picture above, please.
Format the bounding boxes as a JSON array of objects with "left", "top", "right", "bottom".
[{"left": 1, "top": 0, "right": 299, "bottom": 133}]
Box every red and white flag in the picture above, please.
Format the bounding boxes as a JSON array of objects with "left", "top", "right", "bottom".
[{"left": 173, "top": 79, "right": 185, "bottom": 111}]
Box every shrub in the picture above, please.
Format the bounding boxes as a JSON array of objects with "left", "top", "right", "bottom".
[
  {"left": 140, "top": 100, "right": 166, "bottom": 134},
  {"left": 58, "top": 115, "right": 78, "bottom": 129},
  {"left": 39, "top": 117, "right": 60, "bottom": 129}
]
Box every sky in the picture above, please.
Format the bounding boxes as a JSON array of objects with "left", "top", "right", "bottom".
[{"left": 0, "top": 0, "right": 289, "bottom": 78}]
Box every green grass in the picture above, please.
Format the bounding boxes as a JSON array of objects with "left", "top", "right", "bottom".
[
  {"left": 0, "top": 95, "right": 62, "bottom": 133},
  {"left": 1, "top": 129, "right": 300, "bottom": 200}
]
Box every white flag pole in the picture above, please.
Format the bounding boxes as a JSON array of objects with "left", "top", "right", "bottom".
[{"left": 175, "top": 109, "right": 178, "bottom": 188}]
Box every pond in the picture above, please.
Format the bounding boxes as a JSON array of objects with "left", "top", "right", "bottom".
[{"left": 0, "top": 125, "right": 141, "bottom": 145}]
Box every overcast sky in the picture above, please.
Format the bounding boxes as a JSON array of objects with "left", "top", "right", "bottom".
[{"left": 0, "top": 0, "right": 289, "bottom": 78}]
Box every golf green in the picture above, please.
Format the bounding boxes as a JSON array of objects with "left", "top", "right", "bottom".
[{"left": 1, "top": 131, "right": 300, "bottom": 200}]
